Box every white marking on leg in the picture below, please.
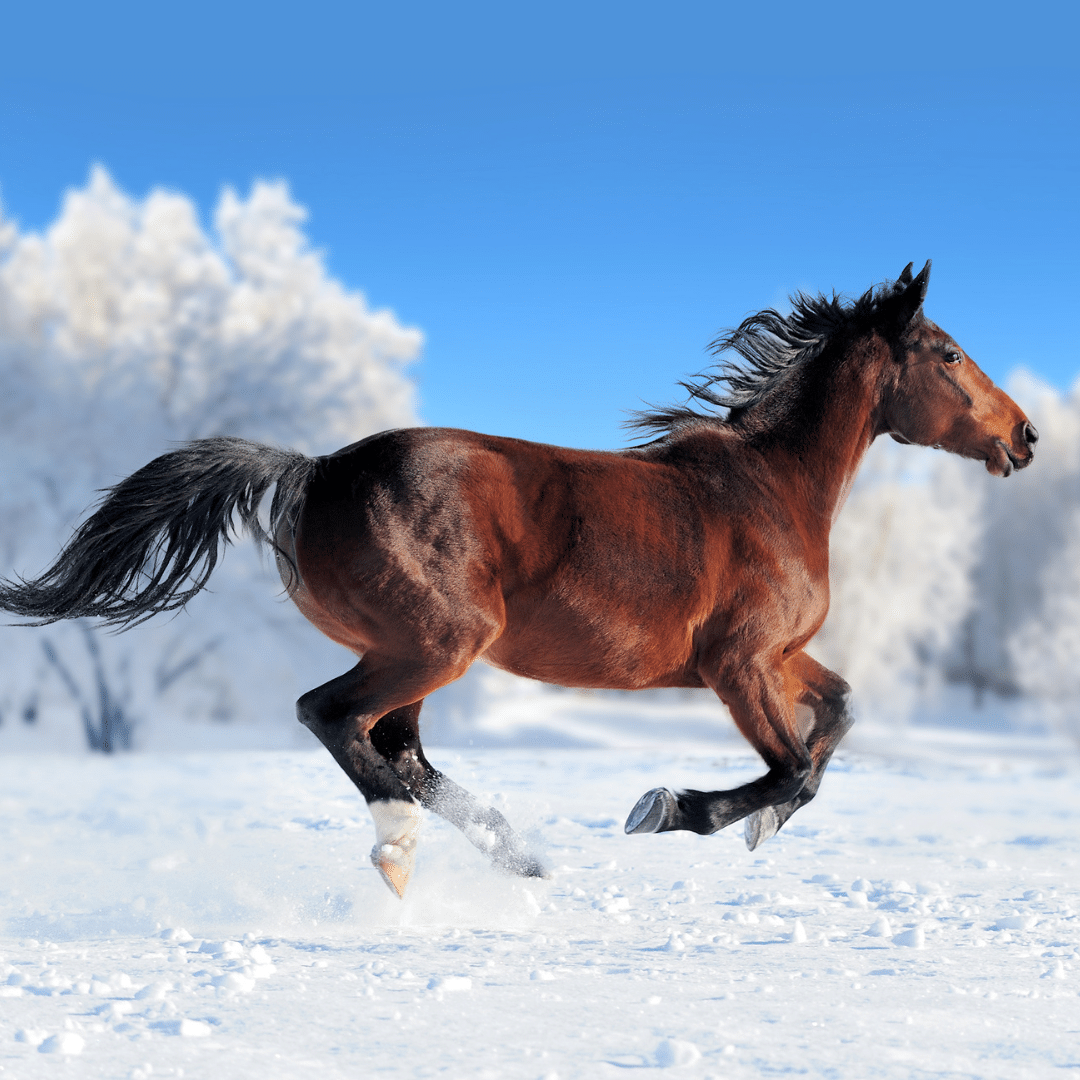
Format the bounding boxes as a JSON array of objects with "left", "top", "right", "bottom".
[{"left": 368, "top": 799, "right": 423, "bottom": 898}]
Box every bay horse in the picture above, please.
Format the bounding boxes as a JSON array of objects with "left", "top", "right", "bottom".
[{"left": 0, "top": 261, "right": 1036, "bottom": 897}]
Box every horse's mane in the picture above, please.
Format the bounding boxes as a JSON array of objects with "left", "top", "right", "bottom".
[{"left": 627, "top": 276, "right": 906, "bottom": 437}]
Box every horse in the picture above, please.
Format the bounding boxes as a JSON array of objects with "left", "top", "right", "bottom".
[{"left": 0, "top": 261, "right": 1036, "bottom": 898}]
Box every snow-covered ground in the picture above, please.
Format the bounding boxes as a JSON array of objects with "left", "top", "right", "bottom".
[{"left": 2, "top": 730, "right": 1079, "bottom": 1079}]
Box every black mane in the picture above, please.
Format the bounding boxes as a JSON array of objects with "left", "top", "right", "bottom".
[{"left": 627, "top": 275, "right": 909, "bottom": 437}]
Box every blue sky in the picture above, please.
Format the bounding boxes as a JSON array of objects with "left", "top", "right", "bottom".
[{"left": 1, "top": 1, "right": 1077, "bottom": 449}]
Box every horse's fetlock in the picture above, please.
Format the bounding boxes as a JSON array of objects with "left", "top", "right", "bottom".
[{"left": 773, "top": 764, "right": 811, "bottom": 805}]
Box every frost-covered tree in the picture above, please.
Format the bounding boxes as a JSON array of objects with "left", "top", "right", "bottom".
[
  {"left": 0, "top": 168, "right": 421, "bottom": 750},
  {"left": 1009, "top": 504, "right": 1080, "bottom": 739},
  {"left": 958, "top": 375, "right": 1080, "bottom": 702},
  {"left": 817, "top": 371, "right": 1080, "bottom": 736},
  {"left": 985, "top": 376, "right": 1080, "bottom": 739},
  {"left": 812, "top": 442, "right": 982, "bottom": 721}
]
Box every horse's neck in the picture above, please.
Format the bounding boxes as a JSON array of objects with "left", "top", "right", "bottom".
[{"left": 754, "top": 343, "right": 885, "bottom": 529}]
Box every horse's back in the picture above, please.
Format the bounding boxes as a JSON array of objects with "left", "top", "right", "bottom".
[{"left": 307, "top": 425, "right": 737, "bottom": 581}]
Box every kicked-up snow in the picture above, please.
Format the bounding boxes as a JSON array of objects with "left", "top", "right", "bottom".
[{"left": 1, "top": 736, "right": 1078, "bottom": 1078}]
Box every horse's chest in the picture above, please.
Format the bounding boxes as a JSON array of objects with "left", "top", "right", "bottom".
[{"left": 713, "top": 529, "right": 830, "bottom": 643}]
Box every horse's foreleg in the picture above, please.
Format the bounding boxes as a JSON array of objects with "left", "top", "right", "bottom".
[
  {"left": 743, "top": 654, "right": 853, "bottom": 850},
  {"left": 370, "top": 703, "right": 548, "bottom": 879},
  {"left": 626, "top": 660, "right": 812, "bottom": 836}
]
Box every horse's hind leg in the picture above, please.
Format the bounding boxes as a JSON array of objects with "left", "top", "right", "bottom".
[
  {"left": 297, "top": 664, "right": 428, "bottom": 897},
  {"left": 743, "top": 656, "right": 854, "bottom": 850},
  {"left": 299, "top": 666, "right": 545, "bottom": 896},
  {"left": 370, "top": 701, "right": 547, "bottom": 879}
]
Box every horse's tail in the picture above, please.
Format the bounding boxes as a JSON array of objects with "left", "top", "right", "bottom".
[{"left": 0, "top": 436, "right": 318, "bottom": 628}]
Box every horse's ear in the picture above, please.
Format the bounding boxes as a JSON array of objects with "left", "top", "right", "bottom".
[
  {"left": 897, "top": 262, "right": 914, "bottom": 285},
  {"left": 891, "top": 259, "right": 931, "bottom": 326},
  {"left": 911, "top": 259, "right": 931, "bottom": 301}
]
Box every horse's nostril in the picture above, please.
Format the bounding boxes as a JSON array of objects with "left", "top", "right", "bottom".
[{"left": 1023, "top": 421, "right": 1039, "bottom": 448}]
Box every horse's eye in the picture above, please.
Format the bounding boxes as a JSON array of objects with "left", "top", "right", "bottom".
[{"left": 945, "top": 349, "right": 962, "bottom": 364}]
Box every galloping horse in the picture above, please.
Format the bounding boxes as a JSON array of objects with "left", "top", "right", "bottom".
[{"left": 0, "top": 262, "right": 1036, "bottom": 897}]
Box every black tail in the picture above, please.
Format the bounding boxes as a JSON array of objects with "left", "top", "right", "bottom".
[{"left": 0, "top": 437, "right": 317, "bottom": 628}]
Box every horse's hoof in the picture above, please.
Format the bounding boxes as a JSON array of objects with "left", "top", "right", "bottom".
[
  {"left": 513, "top": 852, "right": 551, "bottom": 879},
  {"left": 517, "top": 857, "right": 552, "bottom": 879},
  {"left": 497, "top": 849, "right": 551, "bottom": 880},
  {"left": 368, "top": 799, "right": 423, "bottom": 898},
  {"left": 371, "top": 841, "right": 416, "bottom": 898},
  {"left": 744, "top": 806, "right": 780, "bottom": 851},
  {"left": 625, "top": 788, "right": 677, "bottom": 834}
]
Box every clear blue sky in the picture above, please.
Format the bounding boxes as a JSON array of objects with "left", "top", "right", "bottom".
[{"left": 1, "top": 1, "right": 1076, "bottom": 450}]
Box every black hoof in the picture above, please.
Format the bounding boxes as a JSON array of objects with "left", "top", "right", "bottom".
[
  {"left": 625, "top": 787, "right": 677, "bottom": 834},
  {"left": 744, "top": 805, "right": 780, "bottom": 851}
]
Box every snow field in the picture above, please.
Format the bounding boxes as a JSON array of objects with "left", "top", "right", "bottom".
[{"left": 1, "top": 745, "right": 1078, "bottom": 1078}]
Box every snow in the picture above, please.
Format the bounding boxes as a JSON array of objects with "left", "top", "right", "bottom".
[{"left": 2, "top": 733, "right": 1078, "bottom": 1078}]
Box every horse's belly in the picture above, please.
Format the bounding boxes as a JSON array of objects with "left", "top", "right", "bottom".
[{"left": 480, "top": 617, "right": 700, "bottom": 691}]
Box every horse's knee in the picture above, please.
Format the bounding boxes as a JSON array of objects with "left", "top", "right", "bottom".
[
  {"left": 831, "top": 675, "right": 851, "bottom": 701},
  {"left": 822, "top": 679, "right": 855, "bottom": 733},
  {"left": 296, "top": 681, "right": 373, "bottom": 733}
]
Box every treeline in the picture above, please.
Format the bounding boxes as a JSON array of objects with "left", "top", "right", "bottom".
[{"left": 0, "top": 169, "right": 420, "bottom": 750}]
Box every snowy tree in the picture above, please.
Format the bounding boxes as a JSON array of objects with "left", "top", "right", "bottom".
[
  {"left": 986, "top": 377, "right": 1080, "bottom": 740},
  {"left": 815, "top": 371, "right": 1080, "bottom": 736},
  {"left": 0, "top": 168, "right": 421, "bottom": 751},
  {"left": 1009, "top": 504, "right": 1080, "bottom": 740},
  {"left": 813, "top": 441, "right": 982, "bottom": 721},
  {"left": 958, "top": 375, "right": 1080, "bottom": 702}
]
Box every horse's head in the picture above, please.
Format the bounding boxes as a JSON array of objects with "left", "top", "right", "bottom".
[{"left": 879, "top": 261, "right": 1037, "bottom": 477}]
